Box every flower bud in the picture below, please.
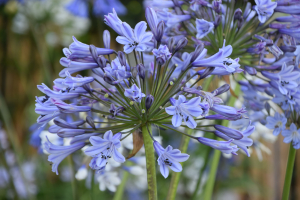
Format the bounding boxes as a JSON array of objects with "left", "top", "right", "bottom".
[
  {"left": 145, "top": 95, "right": 154, "bottom": 110},
  {"left": 131, "top": 66, "right": 138, "bottom": 77},
  {"left": 264, "top": 102, "right": 271, "bottom": 115},
  {"left": 199, "top": 67, "right": 215, "bottom": 79},
  {"left": 214, "top": 84, "right": 230, "bottom": 95},
  {"left": 104, "top": 73, "right": 117, "bottom": 85},
  {"left": 167, "top": 37, "right": 175, "bottom": 53},
  {"left": 280, "top": 45, "right": 297, "bottom": 53},
  {"left": 54, "top": 118, "right": 77, "bottom": 129},
  {"left": 174, "top": 37, "right": 188, "bottom": 53},
  {"left": 213, "top": 15, "right": 222, "bottom": 27},
  {"left": 191, "top": 43, "right": 204, "bottom": 62},
  {"left": 118, "top": 51, "right": 127, "bottom": 66},
  {"left": 214, "top": 125, "right": 243, "bottom": 140},
  {"left": 57, "top": 129, "right": 86, "bottom": 138},
  {"left": 244, "top": 66, "right": 257, "bottom": 75},
  {"left": 86, "top": 116, "right": 96, "bottom": 129},
  {"left": 103, "top": 30, "right": 111, "bottom": 49},
  {"left": 156, "top": 21, "right": 165, "bottom": 42},
  {"left": 234, "top": 8, "right": 242, "bottom": 21},
  {"left": 137, "top": 64, "right": 145, "bottom": 79}
]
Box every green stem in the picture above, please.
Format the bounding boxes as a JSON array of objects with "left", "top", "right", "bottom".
[
  {"left": 68, "top": 156, "right": 78, "bottom": 200},
  {"left": 191, "top": 147, "right": 211, "bottom": 200},
  {"left": 113, "top": 171, "right": 129, "bottom": 200},
  {"left": 167, "top": 130, "right": 191, "bottom": 200},
  {"left": 90, "top": 171, "right": 95, "bottom": 200},
  {"left": 282, "top": 143, "right": 296, "bottom": 200},
  {"left": 202, "top": 146, "right": 221, "bottom": 200},
  {"left": 142, "top": 125, "right": 158, "bottom": 200}
]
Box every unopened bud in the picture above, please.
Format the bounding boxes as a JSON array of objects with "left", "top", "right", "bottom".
[
  {"left": 265, "top": 102, "right": 271, "bottom": 115},
  {"left": 234, "top": 8, "right": 242, "bottom": 21},
  {"left": 244, "top": 66, "right": 257, "bottom": 75},
  {"left": 174, "top": 37, "right": 188, "bottom": 53},
  {"left": 103, "top": 30, "right": 111, "bottom": 49},
  {"left": 131, "top": 66, "right": 138, "bottom": 77},
  {"left": 130, "top": 101, "right": 134, "bottom": 105},
  {"left": 191, "top": 43, "right": 204, "bottom": 62},
  {"left": 86, "top": 116, "right": 96, "bottom": 129},
  {"left": 104, "top": 93, "right": 109, "bottom": 98},
  {"left": 214, "top": 15, "right": 222, "bottom": 27},
  {"left": 142, "top": 109, "right": 146, "bottom": 113},
  {"left": 199, "top": 67, "right": 215, "bottom": 79},
  {"left": 214, "top": 84, "right": 230, "bottom": 95},
  {"left": 145, "top": 95, "right": 154, "bottom": 110},
  {"left": 156, "top": 21, "right": 165, "bottom": 42},
  {"left": 170, "top": 81, "right": 174, "bottom": 85},
  {"left": 118, "top": 51, "right": 127, "bottom": 66},
  {"left": 137, "top": 64, "right": 145, "bottom": 79},
  {"left": 167, "top": 37, "right": 175, "bottom": 53}
]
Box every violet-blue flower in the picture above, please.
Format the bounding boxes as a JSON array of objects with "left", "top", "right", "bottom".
[
  {"left": 84, "top": 131, "right": 125, "bottom": 172},
  {"left": 197, "top": 137, "right": 239, "bottom": 155},
  {"left": 266, "top": 112, "right": 287, "bottom": 136},
  {"left": 215, "top": 123, "right": 254, "bottom": 157},
  {"left": 196, "top": 19, "right": 214, "bottom": 39},
  {"left": 282, "top": 123, "right": 300, "bottom": 149},
  {"left": 165, "top": 95, "right": 203, "bottom": 129},
  {"left": 51, "top": 98, "right": 91, "bottom": 114},
  {"left": 253, "top": 0, "right": 277, "bottom": 23},
  {"left": 65, "top": 0, "right": 88, "bottom": 18},
  {"left": 44, "top": 138, "right": 85, "bottom": 175},
  {"left": 153, "top": 141, "right": 189, "bottom": 178},
  {"left": 124, "top": 84, "right": 146, "bottom": 103},
  {"left": 152, "top": 45, "right": 172, "bottom": 65},
  {"left": 116, "top": 21, "right": 153, "bottom": 54},
  {"left": 192, "top": 40, "right": 240, "bottom": 73}
]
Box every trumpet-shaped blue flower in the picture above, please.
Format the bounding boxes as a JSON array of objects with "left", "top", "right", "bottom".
[
  {"left": 37, "top": 83, "right": 79, "bottom": 100},
  {"left": 192, "top": 41, "right": 240, "bottom": 73},
  {"left": 51, "top": 98, "right": 91, "bottom": 114},
  {"left": 214, "top": 125, "right": 244, "bottom": 140},
  {"left": 253, "top": 0, "right": 277, "bottom": 23},
  {"left": 196, "top": 19, "right": 214, "bottom": 39},
  {"left": 266, "top": 112, "right": 287, "bottom": 136},
  {"left": 116, "top": 22, "right": 153, "bottom": 54},
  {"left": 124, "top": 84, "right": 145, "bottom": 103},
  {"left": 215, "top": 123, "right": 254, "bottom": 157},
  {"left": 85, "top": 131, "right": 125, "bottom": 172},
  {"left": 61, "top": 71, "right": 94, "bottom": 90},
  {"left": 44, "top": 137, "right": 85, "bottom": 175},
  {"left": 263, "top": 63, "right": 300, "bottom": 95},
  {"left": 152, "top": 45, "right": 172, "bottom": 65},
  {"left": 282, "top": 123, "right": 300, "bottom": 149},
  {"left": 153, "top": 141, "right": 189, "bottom": 178},
  {"left": 104, "top": 9, "right": 124, "bottom": 36},
  {"left": 197, "top": 137, "right": 239, "bottom": 155},
  {"left": 165, "top": 95, "right": 203, "bottom": 129}
]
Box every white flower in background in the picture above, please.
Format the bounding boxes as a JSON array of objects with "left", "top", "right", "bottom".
[{"left": 96, "top": 171, "right": 121, "bottom": 192}]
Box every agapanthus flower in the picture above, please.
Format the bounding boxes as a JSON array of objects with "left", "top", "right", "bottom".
[
  {"left": 253, "top": 0, "right": 277, "bottom": 23},
  {"left": 85, "top": 131, "right": 125, "bottom": 172},
  {"left": 153, "top": 141, "right": 189, "bottom": 178},
  {"left": 266, "top": 112, "right": 287, "bottom": 136},
  {"left": 44, "top": 138, "right": 85, "bottom": 175},
  {"left": 197, "top": 137, "right": 239, "bottom": 155},
  {"left": 282, "top": 123, "right": 300, "bottom": 149},
  {"left": 152, "top": 45, "right": 172, "bottom": 65},
  {"left": 196, "top": 19, "right": 214, "bottom": 39},
  {"left": 192, "top": 41, "right": 240, "bottom": 73},
  {"left": 165, "top": 95, "right": 203, "bottom": 128},
  {"left": 116, "top": 21, "right": 153, "bottom": 53},
  {"left": 124, "top": 84, "right": 146, "bottom": 103}
]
